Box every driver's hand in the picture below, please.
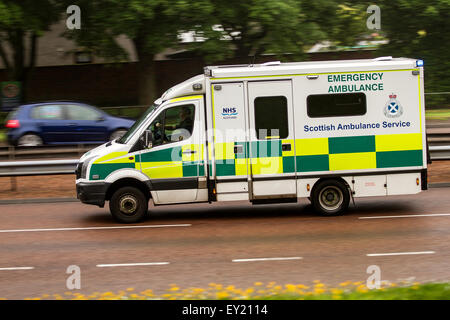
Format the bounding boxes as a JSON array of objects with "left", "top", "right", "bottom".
[{"left": 155, "top": 122, "right": 161, "bottom": 128}]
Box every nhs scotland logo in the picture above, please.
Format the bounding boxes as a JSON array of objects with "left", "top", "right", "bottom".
[{"left": 222, "top": 107, "right": 238, "bottom": 119}]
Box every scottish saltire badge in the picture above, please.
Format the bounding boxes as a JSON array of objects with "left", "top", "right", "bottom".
[{"left": 384, "top": 93, "right": 403, "bottom": 118}]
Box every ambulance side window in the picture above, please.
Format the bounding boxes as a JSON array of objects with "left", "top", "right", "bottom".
[
  {"left": 145, "top": 104, "right": 195, "bottom": 148},
  {"left": 307, "top": 93, "right": 366, "bottom": 118},
  {"left": 254, "top": 96, "right": 289, "bottom": 140}
]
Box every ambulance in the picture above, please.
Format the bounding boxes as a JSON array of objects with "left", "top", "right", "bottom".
[{"left": 76, "top": 57, "right": 428, "bottom": 223}]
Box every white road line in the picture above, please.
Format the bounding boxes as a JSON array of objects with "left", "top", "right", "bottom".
[
  {"left": 96, "top": 262, "right": 170, "bottom": 268},
  {"left": 0, "top": 224, "right": 191, "bottom": 234},
  {"left": 232, "top": 257, "right": 303, "bottom": 263},
  {"left": 367, "top": 251, "right": 436, "bottom": 257},
  {"left": 0, "top": 267, "right": 35, "bottom": 271},
  {"left": 359, "top": 213, "right": 450, "bottom": 220}
]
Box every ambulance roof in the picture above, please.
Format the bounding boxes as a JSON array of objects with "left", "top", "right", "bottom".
[{"left": 205, "top": 57, "right": 419, "bottom": 79}]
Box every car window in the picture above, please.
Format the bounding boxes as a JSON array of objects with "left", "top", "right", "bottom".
[
  {"left": 6, "top": 109, "right": 18, "bottom": 121},
  {"left": 145, "top": 104, "right": 195, "bottom": 148},
  {"left": 66, "top": 104, "right": 101, "bottom": 121},
  {"left": 31, "top": 105, "right": 64, "bottom": 120}
]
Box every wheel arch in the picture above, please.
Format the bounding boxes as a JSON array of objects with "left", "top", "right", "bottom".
[
  {"left": 105, "top": 177, "right": 151, "bottom": 201},
  {"left": 310, "top": 176, "right": 352, "bottom": 197}
]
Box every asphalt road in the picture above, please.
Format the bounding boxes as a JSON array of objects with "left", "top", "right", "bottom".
[{"left": 0, "top": 188, "right": 450, "bottom": 299}]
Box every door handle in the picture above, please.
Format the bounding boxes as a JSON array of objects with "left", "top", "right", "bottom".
[
  {"left": 234, "top": 145, "right": 243, "bottom": 154},
  {"left": 282, "top": 143, "right": 291, "bottom": 151},
  {"left": 182, "top": 149, "right": 197, "bottom": 154},
  {"left": 68, "top": 123, "right": 77, "bottom": 127}
]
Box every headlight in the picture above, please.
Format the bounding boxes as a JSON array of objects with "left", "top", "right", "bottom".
[
  {"left": 75, "top": 162, "right": 83, "bottom": 179},
  {"left": 80, "top": 156, "right": 96, "bottom": 179}
]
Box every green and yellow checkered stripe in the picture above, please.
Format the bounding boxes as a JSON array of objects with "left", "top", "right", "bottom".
[
  {"left": 89, "top": 145, "right": 205, "bottom": 180},
  {"left": 88, "top": 133, "right": 423, "bottom": 180},
  {"left": 214, "top": 133, "right": 423, "bottom": 176}
]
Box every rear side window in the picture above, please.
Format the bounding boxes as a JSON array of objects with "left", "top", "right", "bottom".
[
  {"left": 6, "top": 110, "right": 18, "bottom": 121},
  {"left": 31, "top": 105, "right": 64, "bottom": 120},
  {"left": 66, "top": 104, "right": 100, "bottom": 121},
  {"left": 307, "top": 93, "right": 366, "bottom": 118},
  {"left": 254, "top": 96, "right": 289, "bottom": 139}
]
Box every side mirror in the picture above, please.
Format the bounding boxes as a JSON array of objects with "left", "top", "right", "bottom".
[{"left": 143, "top": 130, "right": 153, "bottom": 148}]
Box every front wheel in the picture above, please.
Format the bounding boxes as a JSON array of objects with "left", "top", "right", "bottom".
[
  {"left": 311, "top": 179, "right": 350, "bottom": 216},
  {"left": 109, "top": 186, "right": 148, "bottom": 223}
]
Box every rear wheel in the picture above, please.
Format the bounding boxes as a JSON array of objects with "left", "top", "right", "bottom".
[
  {"left": 311, "top": 179, "right": 350, "bottom": 216},
  {"left": 109, "top": 186, "right": 148, "bottom": 223},
  {"left": 17, "top": 134, "right": 43, "bottom": 146}
]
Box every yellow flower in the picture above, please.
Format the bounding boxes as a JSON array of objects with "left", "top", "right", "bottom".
[
  {"left": 254, "top": 282, "right": 263, "bottom": 286},
  {"left": 331, "top": 288, "right": 343, "bottom": 295},
  {"left": 356, "top": 284, "right": 368, "bottom": 293},
  {"left": 216, "top": 291, "right": 229, "bottom": 299},
  {"left": 339, "top": 281, "right": 351, "bottom": 287},
  {"left": 285, "top": 284, "right": 297, "bottom": 292},
  {"left": 314, "top": 288, "right": 325, "bottom": 294}
]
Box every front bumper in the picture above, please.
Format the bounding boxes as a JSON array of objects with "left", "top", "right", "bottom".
[{"left": 76, "top": 182, "right": 109, "bottom": 207}]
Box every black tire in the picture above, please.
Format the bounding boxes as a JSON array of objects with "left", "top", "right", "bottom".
[
  {"left": 311, "top": 179, "right": 350, "bottom": 216},
  {"left": 109, "top": 186, "right": 148, "bottom": 223},
  {"left": 17, "top": 133, "right": 43, "bottom": 146}
]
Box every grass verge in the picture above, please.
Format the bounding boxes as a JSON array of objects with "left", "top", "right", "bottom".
[
  {"left": 15, "top": 281, "right": 450, "bottom": 300},
  {"left": 426, "top": 108, "right": 450, "bottom": 120}
]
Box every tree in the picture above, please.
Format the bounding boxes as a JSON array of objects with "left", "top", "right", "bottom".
[
  {"left": 66, "top": 0, "right": 369, "bottom": 104},
  {"left": 187, "top": 0, "right": 369, "bottom": 63},
  {"left": 64, "top": 0, "right": 213, "bottom": 105},
  {"left": 0, "top": 0, "right": 62, "bottom": 100},
  {"left": 373, "top": 0, "right": 450, "bottom": 107}
]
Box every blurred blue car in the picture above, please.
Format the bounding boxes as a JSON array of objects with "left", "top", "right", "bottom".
[{"left": 5, "top": 102, "right": 135, "bottom": 146}]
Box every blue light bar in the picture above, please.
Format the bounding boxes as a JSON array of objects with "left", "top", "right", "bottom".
[{"left": 416, "top": 59, "right": 424, "bottom": 67}]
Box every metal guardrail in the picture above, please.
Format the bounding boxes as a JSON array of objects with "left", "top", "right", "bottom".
[
  {"left": 0, "top": 144, "right": 97, "bottom": 161},
  {"left": 429, "top": 146, "right": 450, "bottom": 160},
  {"left": 0, "top": 146, "right": 449, "bottom": 177},
  {"left": 0, "top": 159, "right": 79, "bottom": 177}
]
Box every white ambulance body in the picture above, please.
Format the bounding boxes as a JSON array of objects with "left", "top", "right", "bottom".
[{"left": 76, "top": 57, "right": 428, "bottom": 223}]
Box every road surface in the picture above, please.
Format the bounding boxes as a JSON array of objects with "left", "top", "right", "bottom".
[{"left": 0, "top": 188, "right": 449, "bottom": 299}]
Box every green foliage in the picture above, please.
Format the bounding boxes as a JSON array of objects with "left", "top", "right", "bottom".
[
  {"left": 0, "top": 0, "right": 61, "bottom": 33},
  {"left": 0, "top": 0, "right": 62, "bottom": 86},
  {"left": 376, "top": 0, "right": 450, "bottom": 107},
  {"left": 64, "top": 0, "right": 213, "bottom": 61}
]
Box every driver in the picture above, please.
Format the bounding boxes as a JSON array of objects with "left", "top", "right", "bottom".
[{"left": 156, "top": 106, "right": 193, "bottom": 134}]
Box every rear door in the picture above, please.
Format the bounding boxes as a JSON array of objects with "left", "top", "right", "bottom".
[
  {"left": 64, "top": 104, "right": 108, "bottom": 143},
  {"left": 30, "top": 104, "right": 72, "bottom": 143},
  {"left": 247, "top": 80, "right": 297, "bottom": 199}
]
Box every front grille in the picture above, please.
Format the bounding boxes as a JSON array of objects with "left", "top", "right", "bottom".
[{"left": 75, "top": 162, "right": 83, "bottom": 179}]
